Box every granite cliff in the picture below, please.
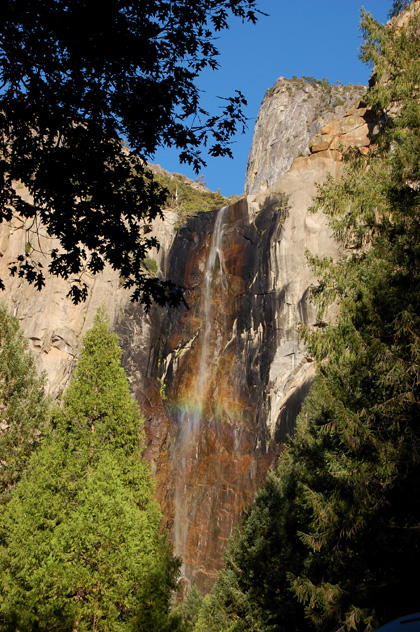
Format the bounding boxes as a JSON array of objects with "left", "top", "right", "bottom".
[
  {"left": 244, "top": 77, "right": 364, "bottom": 194},
  {"left": 0, "top": 77, "right": 374, "bottom": 589}
]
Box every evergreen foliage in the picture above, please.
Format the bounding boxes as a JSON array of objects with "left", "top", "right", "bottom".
[
  {"left": 174, "top": 584, "right": 204, "bottom": 631},
  {"left": 195, "top": 470, "right": 308, "bottom": 632},
  {"left": 289, "top": 7, "right": 420, "bottom": 627},
  {"left": 0, "top": 310, "right": 180, "bottom": 631},
  {"left": 201, "top": 4, "right": 420, "bottom": 631},
  {"left": 0, "top": 303, "right": 48, "bottom": 503}
]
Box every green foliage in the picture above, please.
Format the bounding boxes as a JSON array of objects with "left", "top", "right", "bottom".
[
  {"left": 0, "top": 1, "right": 259, "bottom": 305},
  {"left": 0, "top": 310, "right": 180, "bottom": 631},
  {"left": 182, "top": 585, "right": 204, "bottom": 631},
  {"left": 172, "top": 584, "right": 204, "bottom": 631},
  {"left": 0, "top": 303, "right": 48, "bottom": 503},
  {"left": 154, "top": 172, "right": 228, "bottom": 225},
  {"left": 157, "top": 376, "right": 168, "bottom": 400},
  {"left": 194, "top": 593, "right": 231, "bottom": 632},
  {"left": 202, "top": 6, "right": 420, "bottom": 632},
  {"left": 301, "top": 76, "right": 324, "bottom": 87},
  {"left": 331, "top": 96, "right": 345, "bottom": 107},
  {"left": 291, "top": 10, "right": 420, "bottom": 628},
  {"left": 264, "top": 86, "right": 276, "bottom": 99},
  {"left": 141, "top": 255, "right": 158, "bottom": 277}
]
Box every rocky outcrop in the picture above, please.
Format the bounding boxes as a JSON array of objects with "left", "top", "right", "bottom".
[
  {"left": 309, "top": 105, "right": 379, "bottom": 155},
  {"left": 244, "top": 77, "right": 365, "bottom": 195}
]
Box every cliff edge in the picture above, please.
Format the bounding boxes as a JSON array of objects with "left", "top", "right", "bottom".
[{"left": 244, "top": 76, "right": 364, "bottom": 195}]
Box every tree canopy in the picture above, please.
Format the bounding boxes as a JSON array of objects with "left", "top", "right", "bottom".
[
  {"left": 0, "top": 0, "right": 260, "bottom": 305},
  {"left": 0, "top": 310, "right": 180, "bottom": 631}
]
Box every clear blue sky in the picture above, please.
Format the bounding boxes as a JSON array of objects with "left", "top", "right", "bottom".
[{"left": 152, "top": 1, "right": 390, "bottom": 197}]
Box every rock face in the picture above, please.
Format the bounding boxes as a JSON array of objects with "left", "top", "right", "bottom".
[
  {"left": 244, "top": 77, "right": 365, "bottom": 195},
  {"left": 310, "top": 105, "right": 378, "bottom": 155},
  {"left": 0, "top": 220, "right": 126, "bottom": 395},
  {"left": 0, "top": 79, "right": 375, "bottom": 591},
  {"left": 0, "top": 201, "right": 178, "bottom": 396}
]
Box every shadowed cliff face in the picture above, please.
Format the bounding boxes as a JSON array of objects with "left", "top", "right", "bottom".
[{"left": 113, "top": 151, "right": 343, "bottom": 588}]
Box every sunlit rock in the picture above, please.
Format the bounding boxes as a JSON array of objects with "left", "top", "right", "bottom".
[{"left": 244, "top": 76, "right": 365, "bottom": 195}]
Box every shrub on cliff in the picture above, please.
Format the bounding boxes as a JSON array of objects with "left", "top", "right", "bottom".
[
  {"left": 153, "top": 172, "right": 228, "bottom": 225},
  {"left": 0, "top": 310, "right": 180, "bottom": 631}
]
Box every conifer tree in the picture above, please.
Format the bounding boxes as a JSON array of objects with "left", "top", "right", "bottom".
[
  {"left": 0, "top": 303, "right": 48, "bottom": 503},
  {"left": 0, "top": 310, "right": 180, "bottom": 631},
  {"left": 174, "top": 583, "right": 204, "bottom": 632}
]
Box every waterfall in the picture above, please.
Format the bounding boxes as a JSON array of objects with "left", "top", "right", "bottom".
[
  {"left": 163, "top": 199, "right": 272, "bottom": 591},
  {"left": 172, "top": 206, "right": 228, "bottom": 582},
  {"left": 197, "top": 206, "right": 228, "bottom": 404}
]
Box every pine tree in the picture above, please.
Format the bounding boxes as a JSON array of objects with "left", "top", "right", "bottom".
[
  {"left": 174, "top": 583, "right": 204, "bottom": 632},
  {"left": 0, "top": 310, "right": 180, "bottom": 631},
  {"left": 288, "top": 4, "right": 420, "bottom": 629},
  {"left": 0, "top": 303, "right": 48, "bottom": 503}
]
